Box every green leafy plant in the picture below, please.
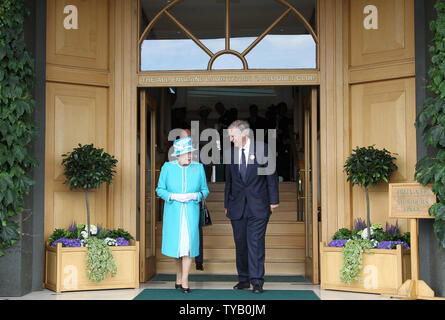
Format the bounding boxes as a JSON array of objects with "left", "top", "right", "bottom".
[
  {"left": 106, "top": 228, "right": 134, "bottom": 241},
  {"left": 95, "top": 225, "right": 109, "bottom": 240},
  {"left": 344, "top": 145, "right": 398, "bottom": 240},
  {"left": 340, "top": 239, "right": 374, "bottom": 284},
  {"left": 415, "top": 0, "right": 445, "bottom": 248},
  {"left": 84, "top": 237, "right": 117, "bottom": 283},
  {"left": 48, "top": 229, "right": 66, "bottom": 245},
  {"left": 0, "top": 0, "right": 38, "bottom": 257},
  {"left": 61, "top": 144, "right": 118, "bottom": 237},
  {"left": 332, "top": 228, "right": 352, "bottom": 240}
]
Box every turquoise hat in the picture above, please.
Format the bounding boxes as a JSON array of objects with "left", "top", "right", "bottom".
[{"left": 171, "top": 136, "right": 197, "bottom": 157}]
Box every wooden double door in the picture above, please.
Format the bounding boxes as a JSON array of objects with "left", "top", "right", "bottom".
[{"left": 138, "top": 87, "right": 320, "bottom": 283}]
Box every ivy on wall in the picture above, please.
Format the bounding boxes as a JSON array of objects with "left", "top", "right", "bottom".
[
  {"left": 415, "top": 0, "right": 445, "bottom": 248},
  {"left": 0, "top": 0, "right": 38, "bottom": 256}
]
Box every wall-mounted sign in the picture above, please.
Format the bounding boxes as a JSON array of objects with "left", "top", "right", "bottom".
[
  {"left": 388, "top": 183, "right": 436, "bottom": 219},
  {"left": 138, "top": 70, "right": 320, "bottom": 87}
]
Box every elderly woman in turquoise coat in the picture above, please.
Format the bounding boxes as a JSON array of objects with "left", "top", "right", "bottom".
[{"left": 156, "top": 136, "right": 209, "bottom": 293}]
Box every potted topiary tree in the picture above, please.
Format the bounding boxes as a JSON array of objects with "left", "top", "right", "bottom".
[
  {"left": 61, "top": 144, "right": 118, "bottom": 237},
  {"left": 344, "top": 145, "right": 398, "bottom": 240},
  {"left": 43, "top": 144, "right": 139, "bottom": 293}
]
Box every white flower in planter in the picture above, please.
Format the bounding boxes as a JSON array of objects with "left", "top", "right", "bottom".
[
  {"left": 104, "top": 237, "right": 117, "bottom": 246},
  {"left": 360, "top": 227, "right": 374, "bottom": 240},
  {"left": 80, "top": 230, "right": 88, "bottom": 239},
  {"left": 83, "top": 225, "right": 98, "bottom": 236}
]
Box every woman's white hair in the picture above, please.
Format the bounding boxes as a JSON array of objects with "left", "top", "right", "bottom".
[{"left": 228, "top": 120, "right": 251, "bottom": 137}]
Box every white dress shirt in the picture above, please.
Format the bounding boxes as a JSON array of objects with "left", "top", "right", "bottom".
[{"left": 239, "top": 138, "right": 251, "bottom": 169}]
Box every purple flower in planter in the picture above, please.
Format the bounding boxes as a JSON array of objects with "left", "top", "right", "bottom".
[
  {"left": 116, "top": 237, "right": 130, "bottom": 246},
  {"left": 377, "top": 241, "right": 410, "bottom": 250},
  {"left": 51, "top": 237, "right": 82, "bottom": 248},
  {"left": 353, "top": 217, "right": 367, "bottom": 231},
  {"left": 68, "top": 221, "right": 77, "bottom": 233},
  {"left": 328, "top": 239, "right": 348, "bottom": 248},
  {"left": 385, "top": 221, "right": 399, "bottom": 235},
  {"left": 96, "top": 224, "right": 105, "bottom": 236}
]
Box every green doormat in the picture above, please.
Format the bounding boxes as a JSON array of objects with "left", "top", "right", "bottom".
[
  {"left": 134, "top": 289, "right": 320, "bottom": 300},
  {"left": 150, "top": 274, "right": 308, "bottom": 283}
]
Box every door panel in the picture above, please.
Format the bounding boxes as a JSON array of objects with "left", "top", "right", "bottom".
[
  {"left": 304, "top": 87, "right": 319, "bottom": 284},
  {"left": 139, "top": 89, "right": 157, "bottom": 282}
]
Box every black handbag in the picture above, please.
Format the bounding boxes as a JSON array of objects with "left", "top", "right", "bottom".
[{"left": 199, "top": 192, "right": 212, "bottom": 227}]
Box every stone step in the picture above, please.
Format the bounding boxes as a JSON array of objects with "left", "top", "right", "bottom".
[
  {"left": 207, "top": 182, "right": 297, "bottom": 193},
  {"left": 156, "top": 261, "right": 305, "bottom": 276},
  {"left": 156, "top": 248, "right": 305, "bottom": 262},
  {"left": 206, "top": 191, "right": 298, "bottom": 202},
  {"left": 156, "top": 222, "right": 304, "bottom": 235},
  {"left": 155, "top": 234, "right": 305, "bottom": 249},
  {"left": 207, "top": 209, "right": 299, "bottom": 222}
]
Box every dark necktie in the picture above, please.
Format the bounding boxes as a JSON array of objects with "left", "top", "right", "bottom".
[{"left": 239, "top": 148, "right": 247, "bottom": 180}]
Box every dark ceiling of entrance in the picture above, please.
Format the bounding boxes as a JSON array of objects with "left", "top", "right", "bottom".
[{"left": 140, "top": 0, "right": 316, "bottom": 39}]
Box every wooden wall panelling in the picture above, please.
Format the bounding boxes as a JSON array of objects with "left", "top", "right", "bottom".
[
  {"left": 45, "top": 83, "right": 109, "bottom": 241},
  {"left": 342, "top": 0, "right": 351, "bottom": 230},
  {"left": 46, "top": 65, "right": 110, "bottom": 87},
  {"left": 347, "top": 0, "right": 416, "bottom": 234},
  {"left": 46, "top": 0, "right": 109, "bottom": 70},
  {"left": 319, "top": 0, "right": 349, "bottom": 243},
  {"left": 108, "top": 0, "right": 139, "bottom": 236},
  {"left": 45, "top": 0, "right": 111, "bottom": 241},
  {"left": 350, "top": 78, "right": 416, "bottom": 232},
  {"left": 349, "top": 0, "right": 415, "bottom": 83},
  {"left": 350, "top": 0, "right": 414, "bottom": 67}
]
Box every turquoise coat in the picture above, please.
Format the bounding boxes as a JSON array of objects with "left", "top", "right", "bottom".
[{"left": 156, "top": 161, "right": 209, "bottom": 258}]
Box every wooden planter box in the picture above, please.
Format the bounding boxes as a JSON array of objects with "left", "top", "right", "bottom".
[
  {"left": 44, "top": 240, "right": 139, "bottom": 293},
  {"left": 320, "top": 242, "right": 411, "bottom": 295}
]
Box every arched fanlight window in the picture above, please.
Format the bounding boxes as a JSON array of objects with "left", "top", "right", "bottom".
[{"left": 139, "top": 0, "right": 318, "bottom": 71}]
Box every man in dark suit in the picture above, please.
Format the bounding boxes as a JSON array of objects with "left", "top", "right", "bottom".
[{"left": 224, "top": 120, "right": 279, "bottom": 294}]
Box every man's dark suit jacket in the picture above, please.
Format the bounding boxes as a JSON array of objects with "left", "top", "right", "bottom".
[{"left": 224, "top": 141, "right": 279, "bottom": 220}]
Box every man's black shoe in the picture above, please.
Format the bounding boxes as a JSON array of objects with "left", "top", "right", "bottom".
[
  {"left": 252, "top": 285, "right": 264, "bottom": 294},
  {"left": 233, "top": 282, "right": 250, "bottom": 290},
  {"left": 196, "top": 263, "right": 204, "bottom": 271}
]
